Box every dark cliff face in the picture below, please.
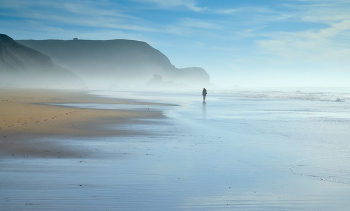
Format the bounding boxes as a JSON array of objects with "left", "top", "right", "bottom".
[
  {"left": 17, "top": 39, "right": 210, "bottom": 87},
  {"left": 0, "top": 34, "right": 85, "bottom": 88}
]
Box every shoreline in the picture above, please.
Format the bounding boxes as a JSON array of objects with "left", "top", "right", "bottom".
[
  {"left": 0, "top": 88, "right": 168, "bottom": 158},
  {"left": 1, "top": 87, "right": 350, "bottom": 210}
]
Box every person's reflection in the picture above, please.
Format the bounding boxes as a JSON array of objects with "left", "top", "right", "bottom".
[{"left": 202, "top": 101, "right": 206, "bottom": 118}]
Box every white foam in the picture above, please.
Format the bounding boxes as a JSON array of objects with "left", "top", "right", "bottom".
[{"left": 211, "top": 87, "right": 350, "bottom": 102}]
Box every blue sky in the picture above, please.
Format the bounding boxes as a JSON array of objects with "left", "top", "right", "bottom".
[{"left": 1, "top": 0, "right": 350, "bottom": 87}]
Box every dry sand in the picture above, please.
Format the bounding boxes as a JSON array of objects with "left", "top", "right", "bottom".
[{"left": 0, "top": 88, "right": 166, "bottom": 158}]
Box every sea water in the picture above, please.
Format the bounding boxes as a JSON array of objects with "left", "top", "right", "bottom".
[{"left": 1, "top": 87, "right": 350, "bottom": 210}]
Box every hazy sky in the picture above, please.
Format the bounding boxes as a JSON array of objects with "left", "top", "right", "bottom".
[{"left": 1, "top": 0, "right": 350, "bottom": 87}]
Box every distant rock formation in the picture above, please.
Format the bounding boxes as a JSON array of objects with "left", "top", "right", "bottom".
[
  {"left": 17, "top": 39, "right": 210, "bottom": 87},
  {"left": 146, "top": 74, "right": 187, "bottom": 89},
  {"left": 0, "top": 34, "right": 85, "bottom": 88}
]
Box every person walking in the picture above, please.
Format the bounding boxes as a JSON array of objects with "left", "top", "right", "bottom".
[{"left": 202, "top": 88, "right": 207, "bottom": 102}]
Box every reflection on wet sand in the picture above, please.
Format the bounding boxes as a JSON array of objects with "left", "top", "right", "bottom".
[
  {"left": 1, "top": 89, "right": 350, "bottom": 210},
  {"left": 202, "top": 101, "right": 206, "bottom": 118}
]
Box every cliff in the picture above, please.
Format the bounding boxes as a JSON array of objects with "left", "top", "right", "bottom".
[
  {"left": 17, "top": 39, "right": 210, "bottom": 87},
  {"left": 0, "top": 34, "right": 85, "bottom": 88}
]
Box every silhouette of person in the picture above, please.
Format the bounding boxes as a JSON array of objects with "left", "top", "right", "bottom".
[{"left": 202, "top": 88, "right": 207, "bottom": 102}]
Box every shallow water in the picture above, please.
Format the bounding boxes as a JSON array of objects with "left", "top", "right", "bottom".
[{"left": 1, "top": 88, "right": 350, "bottom": 210}]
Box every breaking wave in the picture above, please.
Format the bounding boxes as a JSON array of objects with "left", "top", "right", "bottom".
[{"left": 214, "top": 87, "right": 350, "bottom": 102}]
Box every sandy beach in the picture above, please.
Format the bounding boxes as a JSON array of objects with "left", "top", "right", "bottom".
[
  {"left": 1, "top": 88, "right": 350, "bottom": 210},
  {"left": 0, "top": 88, "right": 165, "bottom": 158}
]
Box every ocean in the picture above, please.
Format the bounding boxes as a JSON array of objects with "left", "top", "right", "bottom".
[{"left": 1, "top": 87, "right": 350, "bottom": 210}]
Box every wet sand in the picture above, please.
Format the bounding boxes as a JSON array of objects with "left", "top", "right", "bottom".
[
  {"left": 2, "top": 88, "right": 350, "bottom": 210},
  {"left": 0, "top": 88, "right": 165, "bottom": 158}
]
